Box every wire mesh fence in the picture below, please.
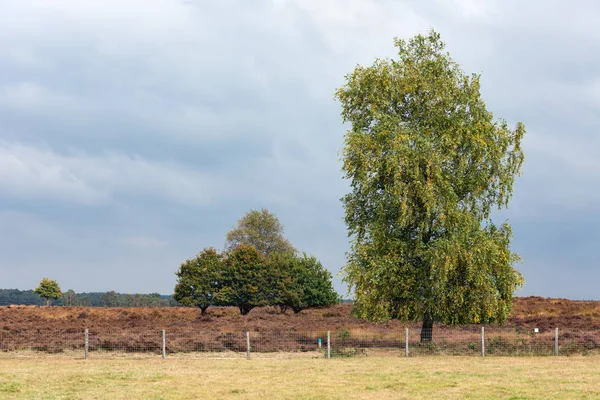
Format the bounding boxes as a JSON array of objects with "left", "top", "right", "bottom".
[{"left": 1, "top": 327, "right": 599, "bottom": 359}]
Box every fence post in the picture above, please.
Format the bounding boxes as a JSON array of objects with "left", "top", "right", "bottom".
[
  {"left": 246, "top": 331, "right": 251, "bottom": 360},
  {"left": 162, "top": 329, "right": 166, "bottom": 359},
  {"left": 555, "top": 328, "right": 558, "bottom": 356},
  {"left": 405, "top": 328, "right": 409, "bottom": 357},
  {"left": 481, "top": 327, "right": 485, "bottom": 357},
  {"left": 327, "top": 330, "right": 331, "bottom": 359},
  {"left": 84, "top": 328, "right": 89, "bottom": 360}
]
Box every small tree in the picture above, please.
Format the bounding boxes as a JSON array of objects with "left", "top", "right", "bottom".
[
  {"left": 34, "top": 278, "right": 62, "bottom": 306},
  {"left": 288, "top": 254, "right": 340, "bottom": 313},
  {"left": 174, "top": 247, "right": 223, "bottom": 315},
  {"left": 217, "top": 244, "right": 269, "bottom": 315},
  {"left": 267, "top": 252, "right": 340, "bottom": 314},
  {"left": 265, "top": 251, "right": 298, "bottom": 313},
  {"left": 62, "top": 289, "right": 77, "bottom": 306},
  {"left": 225, "top": 209, "right": 296, "bottom": 256}
]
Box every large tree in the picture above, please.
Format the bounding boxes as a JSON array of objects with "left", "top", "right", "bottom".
[
  {"left": 336, "top": 30, "right": 525, "bottom": 340},
  {"left": 174, "top": 247, "right": 223, "bottom": 315},
  {"left": 225, "top": 209, "right": 295, "bottom": 256},
  {"left": 34, "top": 278, "right": 62, "bottom": 306}
]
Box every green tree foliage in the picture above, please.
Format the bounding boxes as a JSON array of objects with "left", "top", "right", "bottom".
[
  {"left": 293, "top": 255, "right": 340, "bottom": 313},
  {"left": 269, "top": 253, "right": 340, "bottom": 314},
  {"left": 101, "top": 290, "right": 120, "bottom": 307},
  {"left": 174, "top": 248, "right": 223, "bottom": 314},
  {"left": 225, "top": 209, "right": 296, "bottom": 256},
  {"left": 217, "top": 244, "right": 270, "bottom": 315},
  {"left": 34, "top": 278, "right": 62, "bottom": 306},
  {"left": 62, "top": 289, "right": 77, "bottom": 306},
  {"left": 0, "top": 289, "right": 176, "bottom": 307},
  {"left": 336, "top": 30, "right": 525, "bottom": 340},
  {"left": 0, "top": 289, "right": 45, "bottom": 306}
]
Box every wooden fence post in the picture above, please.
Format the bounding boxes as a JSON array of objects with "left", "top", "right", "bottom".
[
  {"left": 84, "top": 328, "right": 89, "bottom": 360},
  {"left": 327, "top": 330, "right": 331, "bottom": 359},
  {"left": 162, "top": 329, "right": 166, "bottom": 359},
  {"left": 481, "top": 327, "right": 485, "bottom": 357},
  {"left": 246, "top": 331, "right": 251, "bottom": 360},
  {"left": 405, "top": 328, "right": 409, "bottom": 357}
]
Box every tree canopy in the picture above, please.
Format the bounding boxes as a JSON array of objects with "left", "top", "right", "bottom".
[
  {"left": 225, "top": 209, "right": 296, "bottom": 256},
  {"left": 267, "top": 252, "right": 340, "bottom": 314},
  {"left": 174, "top": 209, "right": 339, "bottom": 315},
  {"left": 34, "top": 278, "right": 62, "bottom": 306},
  {"left": 217, "top": 244, "right": 270, "bottom": 315},
  {"left": 174, "top": 248, "right": 223, "bottom": 314},
  {"left": 336, "top": 30, "right": 525, "bottom": 339}
]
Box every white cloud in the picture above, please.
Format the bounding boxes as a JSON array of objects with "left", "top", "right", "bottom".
[
  {"left": 0, "top": 82, "right": 76, "bottom": 111},
  {"left": 0, "top": 140, "right": 213, "bottom": 206}
]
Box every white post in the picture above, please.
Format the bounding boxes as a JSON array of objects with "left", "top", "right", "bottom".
[
  {"left": 246, "top": 331, "right": 251, "bottom": 360},
  {"left": 162, "top": 329, "right": 166, "bottom": 359},
  {"left": 405, "top": 328, "right": 409, "bottom": 357},
  {"left": 481, "top": 327, "right": 485, "bottom": 357},
  {"left": 84, "top": 328, "right": 89, "bottom": 360},
  {"left": 327, "top": 330, "right": 331, "bottom": 359},
  {"left": 555, "top": 328, "right": 559, "bottom": 356}
]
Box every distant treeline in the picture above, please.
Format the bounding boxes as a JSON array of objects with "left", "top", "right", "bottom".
[
  {"left": 0, "top": 289, "right": 352, "bottom": 307},
  {"left": 0, "top": 289, "right": 178, "bottom": 307}
]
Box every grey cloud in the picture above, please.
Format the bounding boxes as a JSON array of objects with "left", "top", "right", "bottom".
[{"left": 0, "top": 0, "right": 598, "bottom": 299}]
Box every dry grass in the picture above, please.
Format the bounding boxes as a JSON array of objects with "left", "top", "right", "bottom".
[{"left": 1, "top": 356, "right": 600, "bottom": 399}]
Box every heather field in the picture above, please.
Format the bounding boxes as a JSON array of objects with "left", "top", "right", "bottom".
[
  {"left": 3, "top": 297, "right": 600, "bottom": 332},
  {"left": 1, "top": 297, "right": 600, "bottom": 358}
]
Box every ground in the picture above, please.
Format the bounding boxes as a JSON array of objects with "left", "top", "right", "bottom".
[
  {"left": 0, "top": 356, "right": 599, "bottom": 399},
  {"left": 2, "top": 296, "right": 600, "bottom": 332}
]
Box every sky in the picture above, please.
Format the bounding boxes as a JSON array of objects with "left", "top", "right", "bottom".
[{"left": 1, "top": 0, "right": 599, "bottom": 300}]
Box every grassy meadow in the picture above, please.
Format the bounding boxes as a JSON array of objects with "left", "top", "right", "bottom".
[{"left": 1, "top": 356, "right": 600, "bottom": 399}]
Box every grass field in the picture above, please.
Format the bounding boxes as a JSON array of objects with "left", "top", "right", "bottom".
[{"left": 1, "top": 356, "right": 600, "bottom": 399}]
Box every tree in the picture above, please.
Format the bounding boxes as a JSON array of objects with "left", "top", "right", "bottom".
[
  {"left": 101, "top": 291, "right": 120, "bottom": 307},
  {"left": 336, "top": 30, "right": 525, "bottom": 341},
  {"left": 217, "top": 244, "right": 270, "bottom": 315},
  {"left": 62, "top": 289, "right": 77, "bottom": 306},
  {"left": 268, "top": 253, "right": 340, "bottom": 313},
  {"left": 174, "top": 248, "right": 223, "bottom": 315},
  {"left": 34, "top": 278, "right": 62, "bottom": 306},
  {"left": 225, "top": 209, "right": 296, "bottom": 256},
  {"left": 292, "top": 255, "right": 340, "bottom": 313}
]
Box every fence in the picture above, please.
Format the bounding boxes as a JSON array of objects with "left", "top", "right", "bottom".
[{"left": 1, "top": 327, "right": 599, "bottom": 359}]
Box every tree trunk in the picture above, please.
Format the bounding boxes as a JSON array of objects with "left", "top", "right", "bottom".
[
  {"left": 200, "top": 306, "right": 209, "bottom": 315},
  {"left": 420, "top": 313, "right": 433, "bottom": 342},
  {"left": 239, "top": 305, "right": 253, "bottom": 315},
  {"left": 46, "top": 298, "right": 51, "bottom": 306}
]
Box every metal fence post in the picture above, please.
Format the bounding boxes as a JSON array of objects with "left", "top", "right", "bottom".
[
  {"left": 84, "top": 328, "right": 89, "bottom": 360},
  {"left": 555, "top": 328, "right": 558, "bottom": 356},
  {"left": 405, "top": 328, "right": 409, "bottom": 357},
  {"left": 481, "top": 327, "right": 485, "bottom": 357},
  {"left": 246, "top": 331, "right": 251, "bottom": 360},
  {"left": 162, "top": 329, "right": 166, "bottom": 359},
  {"left": 327, "top": 330, "right": 331, "bottom": 359}
]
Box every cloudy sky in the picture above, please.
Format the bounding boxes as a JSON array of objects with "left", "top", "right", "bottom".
[{"left": 1, "top": 0, "right": 599, "bottom": 299}]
